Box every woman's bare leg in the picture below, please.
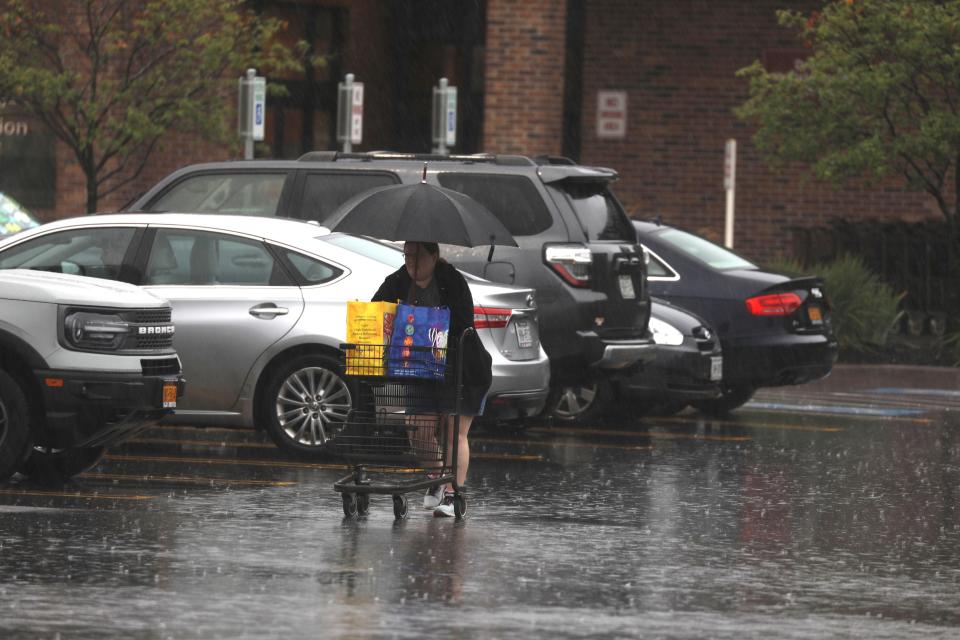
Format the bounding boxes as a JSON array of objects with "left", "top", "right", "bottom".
[{"left": 442, "top": 415, "right": 473, "bottom": 491}]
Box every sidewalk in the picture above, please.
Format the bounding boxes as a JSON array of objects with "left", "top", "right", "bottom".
[
  {"left": 752, "top": 363, "right": 960, "bottom": 414},
  {"left": 797, "top": 363, "right": 960, "bottom": 393}
]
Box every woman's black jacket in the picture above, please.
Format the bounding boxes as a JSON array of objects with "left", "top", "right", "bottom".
[
  {"left": 371, "top": 261, "right": 474, "bottom": 344},
  {"left": 371, "top": 261, "right": 491, "bottom": 396}
]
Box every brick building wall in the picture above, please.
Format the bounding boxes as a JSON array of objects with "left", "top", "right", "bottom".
[
  {"left": 578, "top": 0, "right": 939, "bottom": 263},
  {"left": 483, "top": 0, "right": 567, "bottom": 154},
  {"left": 27, "top": 0, "right": 947, "bottom": 266}
]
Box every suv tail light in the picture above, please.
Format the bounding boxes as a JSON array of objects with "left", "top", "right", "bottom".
[
  {"left": 745, "top": 293, "right": 803, "bottom": 316},
  {"left": 545, "top": 245, "right": 592, "bottom": 287},
  {"left": 474, "top": 306, "right": 512, "bottom": 328}
]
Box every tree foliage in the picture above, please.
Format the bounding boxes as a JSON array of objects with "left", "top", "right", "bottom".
[
  {"left": 0, "top": 0, "right": 300, "bottom": 212},
  {"left": 737, "top": 0, "right": 960, "bottom": 221}
]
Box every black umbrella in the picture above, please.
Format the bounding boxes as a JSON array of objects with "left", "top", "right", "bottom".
[{"left": 325, "top": 176, "right": 518, "bottom": 248}]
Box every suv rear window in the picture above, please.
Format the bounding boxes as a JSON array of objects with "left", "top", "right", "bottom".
[
  {"left": 300, "top": 172, "right": 399, "bottom": 222},
  {"left": 148, "top": 173, "right": 286, "bottom": 215},
  {"left": 548, "top": 182, "right": 635, "bottom": 242},
  {"left": 437, "top": 173, "right": 552, "bottom": 236}
]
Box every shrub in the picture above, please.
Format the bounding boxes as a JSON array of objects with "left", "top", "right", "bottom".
[{"left": 766, "top": 255, "right": 903, "bottom": 358}]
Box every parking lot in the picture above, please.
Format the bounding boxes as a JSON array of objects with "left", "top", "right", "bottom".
[{"left": 2, "top": 364, "right": 959, "bottom": 639}]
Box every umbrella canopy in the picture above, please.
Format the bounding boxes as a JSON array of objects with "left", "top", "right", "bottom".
[{"left": 325, "top": 181, "right": 518, "bottom": 247}]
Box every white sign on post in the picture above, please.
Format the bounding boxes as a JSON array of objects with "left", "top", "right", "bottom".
[
  {"left": 596, "top": 91, "right": 627, "bottom": 139},
  {"left": 350, "top": 83, "right": 364, "bottom": 145},
  {"left": 251, "top": 77, "right": 266, "bottom": 141},
  {"left": 445, "top": 86, "right": 457, "bottom": 146}
]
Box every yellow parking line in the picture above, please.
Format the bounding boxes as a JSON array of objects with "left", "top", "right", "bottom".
[
  {"left": 130, "top": 437, "right": 276, "bottom": 449},
  {"left": 473, "top": 437, "right": 654, "bottom": 451},
  {"left": 0, "top": 489, "right": 153, "bottom": 501},
  {"left": 147, "top": 426, "right": 254, "bottom": 435},
  {"left": 104, "top": 453, "right": 427, "bottom": 475},
  {"left": 471, "top": 452, "right": 544, "bottom": 461},
  {"left": 104, "top": 453, "right": 345, "bottom": 470},
  {"left": 528, "top": 426, "right": 752, "bottom": 443},
  {"left": 79, "top": 472, "right": 297, "bottom": 487},
  {"left": 639, "top": 418, "right": 844, "bottom": 434}
]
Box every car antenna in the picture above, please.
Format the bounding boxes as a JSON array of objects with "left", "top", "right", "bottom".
[
  {"left": 487, "top": 236, "right": 495, "bottom": 262},
  {"left": 421, "top": 162, "right": 428, "bottom": 183},
  {"left": 654, "top": 214, "right": 662, "bottom": 226}
]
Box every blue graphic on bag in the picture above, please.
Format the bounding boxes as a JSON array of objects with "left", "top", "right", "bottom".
[{"left": 387, "top": 304, "right": 450, "bottom": 379}]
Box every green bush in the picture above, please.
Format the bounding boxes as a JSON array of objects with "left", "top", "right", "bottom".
[{"left": 766, "top": 255, "right": 903, "bottom": 358}]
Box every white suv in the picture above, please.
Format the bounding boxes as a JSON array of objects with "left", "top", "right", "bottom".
[{"left": 0, "top": 269, "right": 184, "bottom": 481}]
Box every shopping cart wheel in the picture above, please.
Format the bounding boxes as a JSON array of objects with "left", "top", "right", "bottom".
[
  {"left": 392, "top": 494, "right": 408, "bottom": 520},
  {"left": 356, "top": 493, "right": 370, "bottom": 516},
  {"left": 341, "top": 493, "right": 358, "bottom": 518},
  {"left": 453, "top": 493, "right": 467, "bottom": 519}
]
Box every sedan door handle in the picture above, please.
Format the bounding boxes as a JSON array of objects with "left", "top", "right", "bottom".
[{"left": 249, "top": 303, "right": 289, "bottom": 318}]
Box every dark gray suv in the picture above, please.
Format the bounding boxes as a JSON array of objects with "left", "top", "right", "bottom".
[{"left": 128, "top": 152, "right": 653, "bottom": 422}]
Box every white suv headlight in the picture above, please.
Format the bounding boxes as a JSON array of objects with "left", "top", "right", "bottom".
[
  {"left": 648, "top": 316, "right": 684, "bottom": 346},
  {"left": 62, "top": 310, "right": 132, "bottom": 351}
]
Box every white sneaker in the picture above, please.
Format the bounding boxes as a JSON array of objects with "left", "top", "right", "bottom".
[
  {"left": 423, "top": 483, "right": 444, "bottom": 509},
  {"left": 433, "top": 493, "right": 455, "bottom": 518}
]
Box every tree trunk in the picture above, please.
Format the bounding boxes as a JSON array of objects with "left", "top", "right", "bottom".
[{"left": 84, "top": 167, "right": 98, "bottom": 213}]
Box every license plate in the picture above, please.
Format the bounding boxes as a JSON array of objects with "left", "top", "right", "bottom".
[
  {"left": 515, "top": 320, "right": 534, "bottom": 348},
  {"left": 808, "top": 305, "right": 823, "bottom": 324},
  {"left": 710, "top": 356, "right": 723, "bottom": 381},
  {"left": 162, "top": 380, "right": 178, "bottom": 408},
  {"left": 619, "top": 274, "right": 636, "bottom": 299}
]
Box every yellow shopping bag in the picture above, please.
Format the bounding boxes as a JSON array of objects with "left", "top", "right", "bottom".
[{"left": 345, "top": 300, "right": 397, "bottom": 376}]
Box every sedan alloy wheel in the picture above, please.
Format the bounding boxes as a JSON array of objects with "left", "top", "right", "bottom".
[{"left": 264, "top": 354, "right": 353, "bottom": 455}]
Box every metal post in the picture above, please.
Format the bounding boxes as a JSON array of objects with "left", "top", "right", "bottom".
[
  {"left": 342, "top": 74, "right": 353, "bottom": 153},
  {"left": 723, "top": 139, "right": 737, "bottom": 249},
  {"left": 433, "top": 78, "right": 448, "bottom": 155}
]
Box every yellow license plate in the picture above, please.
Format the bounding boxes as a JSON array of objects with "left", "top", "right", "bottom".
[
  {"left": 808, "top": 305, "right": 823, "bottom": 324},
  {"left": 163, "top": 381, "right": 178, "bottom": 408}
]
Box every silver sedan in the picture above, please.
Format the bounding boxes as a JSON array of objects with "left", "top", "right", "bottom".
[{"left": 0, "top": 213, "right": 550, "bottom": 457}]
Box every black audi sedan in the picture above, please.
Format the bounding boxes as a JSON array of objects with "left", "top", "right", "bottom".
[{"left": 633, "top": 220, "right": 838, "bottom": 415}]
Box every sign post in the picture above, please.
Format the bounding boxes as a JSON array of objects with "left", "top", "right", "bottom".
[
  {"left": 237, "top": 68, "right": 266, "bottom": 160},
  {"left": 337, "top": 73, "right": 364, "bottom": 153},
  {"left": 432, "top": 77, "right": 457, "bottom": 155},
  {"left": 723, "top": 139, "right": 737, "bottom": 249}
]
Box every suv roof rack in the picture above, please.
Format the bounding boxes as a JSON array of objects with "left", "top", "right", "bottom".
[{"left": 296, "top": 151, "right": 536, "bottom": 166}]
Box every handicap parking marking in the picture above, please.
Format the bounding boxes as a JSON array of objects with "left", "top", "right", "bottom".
[
  {"left": 744, "top": 401, "right": 927, "bottom": 418},
  {"left": 869, "top": 387, "right": 960, "bottom": 399}
]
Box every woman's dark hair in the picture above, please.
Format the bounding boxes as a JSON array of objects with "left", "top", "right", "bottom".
[{"left": 408, "top": 240, "right": 440, "bottom": 256}]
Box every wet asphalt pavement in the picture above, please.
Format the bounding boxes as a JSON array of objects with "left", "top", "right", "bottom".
[{"left": 2, "top": 364, "right": 960, "bottom": 639}]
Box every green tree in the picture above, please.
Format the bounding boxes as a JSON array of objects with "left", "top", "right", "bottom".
[
  {"left": 0, "top": 0, "right": 299, "bottom": 212},
  {"left": 737, "top": 0, "right": 960, "bottom": 222}
]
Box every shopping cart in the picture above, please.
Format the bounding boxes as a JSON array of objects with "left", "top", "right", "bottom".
[{"left": 331, "top": 329, "right": 474, "bottom": 520}]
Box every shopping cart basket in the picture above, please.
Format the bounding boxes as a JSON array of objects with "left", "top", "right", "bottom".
[{"left": 331, "top": 329, "right": 474, "bottom": 520}]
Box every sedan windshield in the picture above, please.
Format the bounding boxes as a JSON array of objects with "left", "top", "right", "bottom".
[{"left": 656, "top": 227, "right": 756, "bottom": 270}]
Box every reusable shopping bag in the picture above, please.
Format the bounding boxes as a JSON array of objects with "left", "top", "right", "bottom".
[
  {"left": 387, "top": 304, "right": 451, "bottom": 380},
  {"left": 345, "top": 300, "right": 397, "bottom": 376}
]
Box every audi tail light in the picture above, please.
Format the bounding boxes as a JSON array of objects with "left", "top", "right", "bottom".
[{"left": 745, "top": 292, "right": 803, "bottom": 316}]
